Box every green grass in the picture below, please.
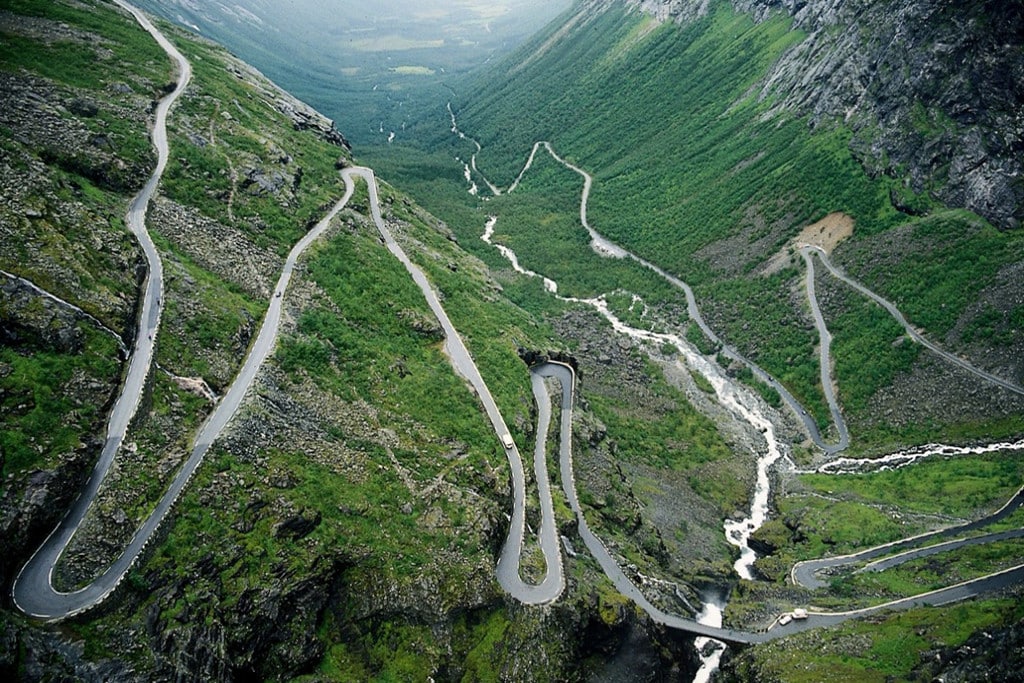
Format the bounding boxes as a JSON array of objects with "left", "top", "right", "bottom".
[
  {"left": 162, "top": 37, "right": 348, "bottom": 254},
  {"left": 152, "top": 232, "right": 266, "bottom": 386},
  {"left": 288, "top": 210, "right": 528, "bottom": 458},
  {"left": 585, "top": 369, "right": 731, "bottom": 473},
  {"left": 800, "top": 450, "right": 1024, "bottom": 518},
  {"left": 829, "top": 287, "right": 922, "bottom": 418},
  {"left": 733, "top": 598, "right": 1024, "bottom": 683},
  {"left": 0, "top": 325, "right": 119, "bottom": 480},
  {"left": 854, "top": 211, "right": 1024, "bottom": 336},
  {"left": 458, "top": 4, "right": 899, "bottom": 257},
  {"left": 0, "top": 0, "right": 170, "bottom": 90},
  {"left": 750, "top": 450, "right": 1024, "bottom": 583}
]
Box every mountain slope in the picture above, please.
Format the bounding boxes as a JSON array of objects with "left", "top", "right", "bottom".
[
  {"left": 2, "top": 2, "right": 700, "bottom": 680},
  {"left": 3, "top": 1, "right": 1024, "bottom": 681},
  {"left": 629, "top": 0, "right": 1024, "bottom": 229},
  {"left": 366, "top": 0, "right": 1024, "bottom": 679},
  {"left": 437, "top": 0, "right": 1024, "bottom": 448},
  {"left": 732, "top": 0, "right": 1023, "bottom": 230}
]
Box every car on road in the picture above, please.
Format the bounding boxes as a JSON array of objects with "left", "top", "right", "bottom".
[{"left": 502, "top": 433, "right": 515, "bottom": 449}]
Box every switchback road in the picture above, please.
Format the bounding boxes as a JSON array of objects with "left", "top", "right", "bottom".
[
  {"left": 13, "top": 0, "right": 191, "bottom": 620},
  {"left": 532, "top": 362, "right": 1024, "bottom": 644},
  {"left": 802, "top": 245, "right": 1024, "bottom": 397},
  {"left": 341, "top": 167, "right": 565, "bottom": 604}
]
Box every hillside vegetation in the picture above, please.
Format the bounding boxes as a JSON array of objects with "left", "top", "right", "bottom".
[
  {"left": 2, "top": 1, "right": 699, "bottom": 679},
  {"left": 3, "top": 0, "right": 1023, "bottom": 681},
  {"left": 373, "top": 0, "right": 1024, "bottom": 449},
  {"left": 362, "top": 0, "right": 1024, "bottom": 679}
]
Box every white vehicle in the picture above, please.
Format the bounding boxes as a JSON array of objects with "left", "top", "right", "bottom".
[
  {"left": 779, "top": 614, "right": 792, "bottom": 626},
  {"left": 792, "top": 608, "right": 808, "bottom": 620},
  {"left": 501, "top": 433, "right": 515, "bottom": 449}
]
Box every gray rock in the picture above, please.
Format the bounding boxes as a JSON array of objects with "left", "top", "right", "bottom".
[{"left": 627, "top": 0, "right": 1024, "bottom": 230}]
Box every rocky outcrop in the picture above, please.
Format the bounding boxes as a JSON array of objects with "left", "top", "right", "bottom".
[
  {"left": 140, "top": 551, "right": 348, "bottom": 680},
  {"left": 913, "top": 617, "right": 1024, "bottom": 682},
  {"left": 0, "top": 69, "right": 148, "bottom": 331},
  {"left": 625, "top": 0, "right": 713, "bottom": 22},
  {"left": 625, "top": 0, "right": 1024, "bottom": 229},
  {"left": 0, "top": 438, "right": 101, "bottom": 589},
  {"left": 0, "top": 72, "right": 155, "bottom": 194},
  {"left": 223, "top": 58, "right": 351, "bottom": 151},
  {"left": 1, "top": 274, "right": 87, "bottom": 353},
  {"left": 0, "top": 617, "right": 137, "bottom": 683},
  {"left": 273, "top": 97, "right": 351, "bottom": 150}
]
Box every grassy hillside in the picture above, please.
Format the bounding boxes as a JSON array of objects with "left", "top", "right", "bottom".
[
  {"left": 3, "top": 1, "right": 702, "bottom": 679},
  {"left": 363, "top": 1, "right": 1024, "bottom": 679},
  {"left": 375, "top": 0, "right": 1024, "bottom": 450}
]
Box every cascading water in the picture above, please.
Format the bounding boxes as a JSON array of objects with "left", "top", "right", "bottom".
[
  {"left": 692, "top": 594, "right": 727, "bottom": 683},
  {"left": 454, "top": 110, "right": 1024, "bottom": 678},
  {"left": 479, "top": 215, "right": 785, "bottom": 676}
]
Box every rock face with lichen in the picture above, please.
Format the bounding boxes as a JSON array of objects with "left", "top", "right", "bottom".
[{"left": 626, "top": 0, "right": 1024, "bottom": 229}]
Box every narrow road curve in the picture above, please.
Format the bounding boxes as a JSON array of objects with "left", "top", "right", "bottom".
[
  {"left": 342, "top": 166, "right": 564, "bottom": 604},
  {"left": 533, "top": 361, "right": 1024, "bottom": 644},
  {"left": 800, "top": 248, "right": 850, "bottom": 451},
  {"left": 535, "top": 361, "right": 759, "bottom": 643},
  {"left": 12, "top": 0, "right": 190, "bottom": 621},
  {"left": 13, "top": 0, "right": 351, "bottom": 620},
  {"left": 803, "top": 245, "right": 1024, "bottom": 397},
  {"left": 14, "top": 30, "right": 562, "bottom": 617},
  {"left": 792, "top": 485, "right": 1024, "bottom": 589}
]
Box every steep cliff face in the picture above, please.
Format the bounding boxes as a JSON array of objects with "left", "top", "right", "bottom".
[{"left": 626, "top": 0, "right": 1024, "bottom": 229}]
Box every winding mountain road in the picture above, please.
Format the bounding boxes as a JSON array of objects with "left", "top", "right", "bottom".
[
  {"left": 15, "top": 2, "right": 1021, "bottom": 643},
  {"left": 455, "top": 120, "right": 1024, "bottom": 640},
  {"left": 13, "top": 34, "right": 356, "bottom": 617},
  {"left": 342, "top": 167, "right": 565, "bottom": 604},
  {"left": 507, "top": 141, "right": 847, "bottom": 453},
  {"left": 801, "top": 245, "right": 1024, "bottom": 397},
  {"left": 12, "top": 0, "right": 190, "bottom": 620},
  {"left": 792, "top": 485, "right": 1024, "bottom": 590},
  {"left": 531, "top": 361, "right": 1024, "bottom": 644},
  {"left": 13, "top": 10, "right": 563, "bottom": 619}
]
